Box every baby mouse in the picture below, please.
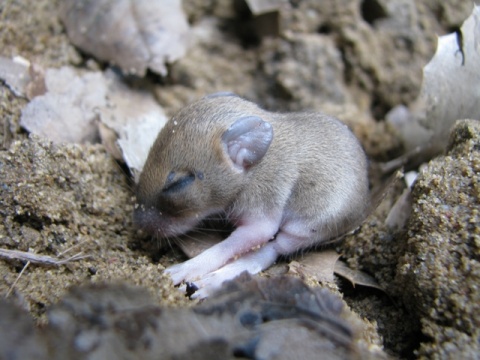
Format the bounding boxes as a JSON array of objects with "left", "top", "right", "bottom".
[{"left": 135, "top": 93, "right": 369, "bottom": 298}]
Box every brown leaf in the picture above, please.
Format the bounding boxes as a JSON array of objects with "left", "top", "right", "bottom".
[
  {"left": 98, "top": 122, "right": 123, "bottom": 160},
  {"left": 0, "top": 57, "right": 47, "bottom": 100},
  {"left": 25, "top": 64, "right": 47, "bottom": 100},
  {"left": 0, "top": 56, "right": 31, "bottom": 97},
  {"left": 20, "top": 67, "right": 105, "bottom": 144},
  {"left": 387, "top": 5, "right": 480, "bottom": 157},
  {"left": 18, "top": 66, "right": 166, "bottom": 176},
  {"left": 245, "top": 0, "right": 282, "bottom": 15},
  {"left": 385, "top": 187, "right": 413, "bottom": 230},
  {"left": 243, "top": 0, "right": 281, "bottom": 37},
  {"left": 288, "top": 250, "right": 340, "bottom": 284},
  {"left": 60, "top": 0, "right": 190, "bottom": 76},
  {"left": 98, "top": 70, "right": 167, "bottom": 177},
  {"left": 334, "top": 260, "right": 384, "bottom": 291}
]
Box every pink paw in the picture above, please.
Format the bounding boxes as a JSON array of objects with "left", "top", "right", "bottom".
[{"left": 164, "top": 260, "right": 201, "bottom": 285}]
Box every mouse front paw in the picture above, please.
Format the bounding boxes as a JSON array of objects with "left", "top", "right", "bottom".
[
  {"left": 164, "top": 256, "right": 258, "bottom": 298},
  {"left": 164, "top": 262, "right": 192, "bottom": 285},
  {"left": 189, "top": 267, "right": 244, "bottom": 299},
  {"left": 190, "top": 252, "right": 276, "bottom": 298},
  {"left": 190, "top": 262, "right": 265, "bottom": 299},
  {"left": 164, "top": 257, "right": 212, "bottom": 285}
]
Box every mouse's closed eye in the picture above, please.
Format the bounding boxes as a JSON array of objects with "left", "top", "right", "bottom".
[{"left": 162, "top": 171, "right": 196, "bottom": 194}]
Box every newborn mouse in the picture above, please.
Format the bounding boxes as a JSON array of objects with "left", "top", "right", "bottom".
[{"left": 135, "top": 93, "right": 369, "bottom": 298}]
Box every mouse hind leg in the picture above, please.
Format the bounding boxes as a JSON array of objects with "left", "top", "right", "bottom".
[
  {"left": 191, "top": 220, "right": 325, "bottom": 298},
  {"left": 191, "top": 242, "right": 278, "bottom": 298},
  {"left": 273, "top": 217, "right": 342, "bottom": 255}
]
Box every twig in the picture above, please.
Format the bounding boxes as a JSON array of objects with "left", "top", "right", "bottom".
[
  {"left": 1, "top": 247, "right": 91, "bottom": 298},
  {"left": 0, "top": 248, "right": 90, "bottom": 266},
  {"left": 5, "top": 261, "right": 30, "bottom": 298},
  {"left": 57, "top": 239, "right": 89, "bottom": 257}
]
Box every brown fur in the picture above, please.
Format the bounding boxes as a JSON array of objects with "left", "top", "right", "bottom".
[{"left": 135, "top": 95, "right": 369, "bottom": 295}]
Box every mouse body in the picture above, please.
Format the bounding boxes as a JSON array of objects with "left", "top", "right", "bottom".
[{"left": 135, "top": 93, "right": 369, "bottom": 297}]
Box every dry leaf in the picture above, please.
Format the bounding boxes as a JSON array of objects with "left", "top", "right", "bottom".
[
  {"left": 384, "top": 171, "right": 417, "bottom": 230},
  {"left": 98, "top": 70, "right": 167, "bottom": 176},
  {"left": 0, "top": 56, "right": 46, "bottom": 101},
  {"left": 387, "top": 5, "right": 480, "bottom": 157},
  {"left": 98, "top": 121, "right": 123, "bottom": 160},
  {"left": 334, "top": 260, "right": 384, "bottom": 291},
  {"left": 243, "top": 0, "right": 281, "bottom": 38},
  {"left": 18, "top": 65, "right": 166, "bottom": 175},
  {"left": 384, "top": 188, "right": 412, "bottom": 230},
  {"left": 60, "top": 0, "right": 190, "bottom": 76},
  {"left": 245, "top": 0, "right": 281, "bottom": 15},
  {"left": 20, "top": 67, "right": 105, "bottom": 144},
  {"left": 288, "top": 252, "right": 385, "bottom": 292},
  {"left": 0, "top": 56, "right": 31, "bottom": 97},
  {"left": 288, "top": 250, "right": 340, "bottom": 283}
]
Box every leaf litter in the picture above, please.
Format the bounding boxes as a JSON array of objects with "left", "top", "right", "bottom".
[
  {"left": 59, "top": 0, "right": 190, "bottom": 76},
  {"left": 13, "top": 64, "right": 167, "bottom": 177},
  {"left": 0, "top": 276, "right": 383, "bottom": 359},
  {"left": 386, "top": 4, "right": 480, "bottom": 163}
]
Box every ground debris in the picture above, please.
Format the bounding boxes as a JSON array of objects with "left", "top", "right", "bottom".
[{"left": 0, "top": 275, "right": 387, "bottom": 360}]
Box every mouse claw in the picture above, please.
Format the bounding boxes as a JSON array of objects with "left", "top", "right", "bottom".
[
  {"left": 164, "top": 263, "right": 190, "bottom": 285},
  {"left": 172, "top": 282, "right": 199, "bottom": 299},
  {"left": 189, "top": 269, "right": 242, "bottom": 299},
  {"left": 188, "top": 278, "right": 219, "bottom": 300},
  {"left": 189, "top": 287, "right": 208, "bottom": 300},
  {"left": 164, "top": 257, "right": 213, "bottom": 285},
  {"left": 177, "top": 283, "right": 187, "bottom": 293},
  {"left": 167, "top": 274, "right": 201, "bottom": 298}
]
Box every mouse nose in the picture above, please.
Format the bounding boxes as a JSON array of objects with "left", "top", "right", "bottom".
[{"left": 133, "top": 206, "right": 165, "bottom": 234}]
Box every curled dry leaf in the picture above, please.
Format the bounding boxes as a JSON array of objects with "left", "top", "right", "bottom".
[
  {"left": 59, "top": 0, "right": 190, "bottom": 76},
  {"left": 99, "top": 70, "right": 167, "bottom": 177},
  {"left": 245, "top": 0, "right": 282, "bottom": 15},
  {"left": 288, "top": 251, "right": 385, "bottom": 292},
  {"left": 334, "top": 260, "right": 384, "bottom": 291},
  {"left": 19, "top": 65, "right": 167, "bottom": 175},
  {"left": 242, "top": 0, "right": 282, "bottom": 39},
  {"left": 387, "top": 5, "right": 480, "bottom": 158},
  {"left": 384, "top": 188, "right": 413, "bottom": 230},
  {"left": 288, "top": 250, "right": 340, "bottom": 284},
  {"left": 20, "top": 67, "right": 105, "bottom": 144},
  {"left": 0, "top": 56, "right": 31, "bottom": 97},
  {"left": 384, "top": 171, "right": 417, "bottom": 230},
  {"left": 0, "top": 56, "right": 47, "bottom": 100}
]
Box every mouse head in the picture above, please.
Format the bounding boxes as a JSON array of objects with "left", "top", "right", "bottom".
[{"left": 134, "top": 94, "right": 273, "bottom": 237}]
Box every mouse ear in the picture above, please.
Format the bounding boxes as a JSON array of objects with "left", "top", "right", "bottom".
[{"left": 222, "top": 116, "right": 273, "bottom": 171}]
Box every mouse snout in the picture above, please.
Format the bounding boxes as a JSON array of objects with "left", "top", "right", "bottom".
[
  {"left": 133, "top": 206, "right": 170, "bottom": 236},
  {"left": 133, "top": 204, "right": 202, "bottom": 238}
]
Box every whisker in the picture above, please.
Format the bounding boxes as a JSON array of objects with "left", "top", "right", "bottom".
[{"left": 162, "top": 234, "right": 176, "bottom": 253}]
